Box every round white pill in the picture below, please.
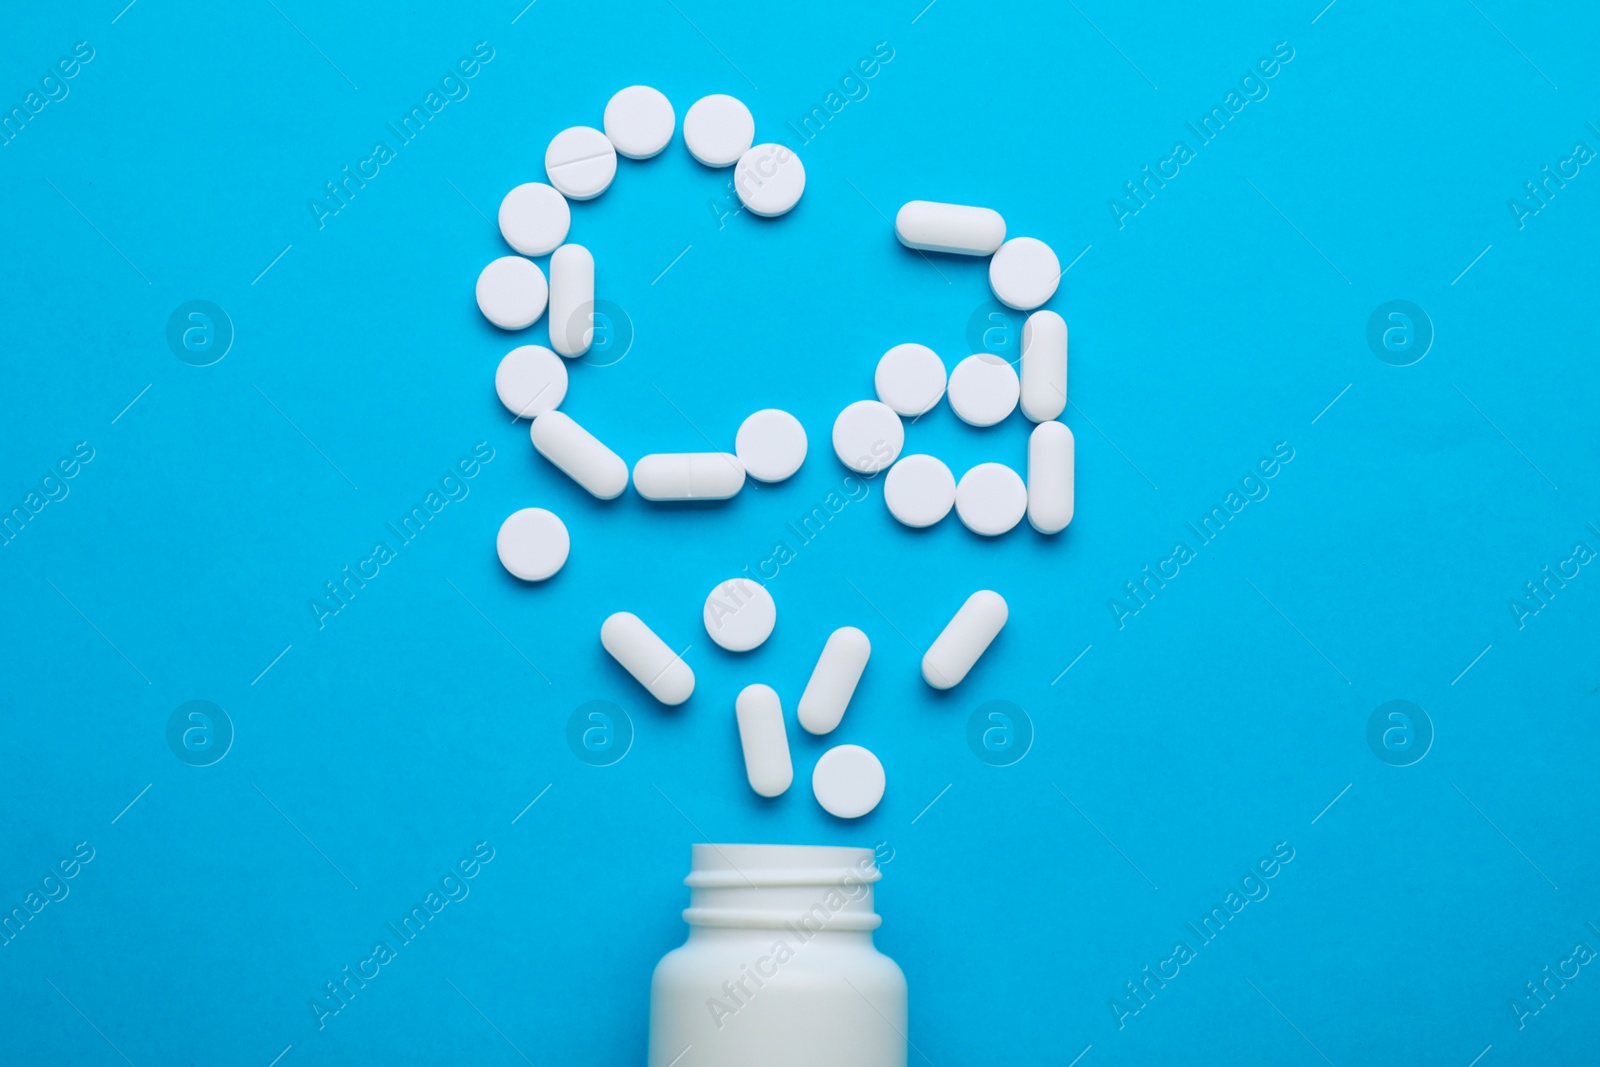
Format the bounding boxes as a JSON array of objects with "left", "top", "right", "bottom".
[
  {"left": 683, "top": 94, "right": 754, "bottom": 167},
  {"left": 989, "top": 237, "right": 1061, "bottom": 310},
  {"left": 812, "top": 744, "right": 885, "bottom": 819},
  {"left": 603, "top": 85, "right": 675, "bottom": 159},
  {"left": 495, "top": 507, "right": 569, "bottom": 581},
  {"left": 883, "top": 454, "right": 956, "bottom": 528},
  {"left": 497, "top": 182, "right": 570, "bottom": 256},
  {"left": 955, "top": 462, "right": 1028, "bottom": 536},
  {"left": 703, "top": 578, "right": 776, "bottom": 652},
  {"left": 874, "top": 343, "right": 946, "bottom": 417},
  {"left": 735, "top": 409, "right": 807, "bottom": 483},
  {"left": 947, "top": 354, "right": 1020, "bottom": 427},
  {"left": 495, "top": 344, "right": 567, "bottom": 418},
  {"left": 544, "top": 126, "right": 617, "bottom": 200},
  {"left": 831, "top": 400, "right": 904, "bottom": 474},
  {"left": 733, "top": 143, "right": 805, "bottom": 217},
  {"left": 475, "top": 256, "right": 548, "bottom": 330}
]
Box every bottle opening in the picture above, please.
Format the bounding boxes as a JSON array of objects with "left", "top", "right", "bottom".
[{"left": 682, "top": 843, "right": 883, "bottom": 932}]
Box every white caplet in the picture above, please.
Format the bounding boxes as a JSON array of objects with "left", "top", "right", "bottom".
[
  {"left": 735, "top": 684, "right": 793, "bottom": 797},
  {"left": 798, "top": 627, "right": 871, "bottom": 735},
  {"left": 1027, "top": 421, "right": 1075, "bottom": 534},
  {"left": 1020, "top": 310, "right": 1067, "bottom": 421},
  {"left": 601, "top": 611, "right": 694, "bottom": 705},
  {"left": 922, "top": 590, "right": 1007, "bottom": 689},
  {"left": 530, "top": 411, "right": 629, "bottom": 499},
  {"left": 894, "top": 200, "right": 1006, "bottom": 255},
  {"left": 548, "top": 244, "right": 595, "bottom": 358},
  {"left": 633, "top": 453, "right": 745, "bottom": 501}
]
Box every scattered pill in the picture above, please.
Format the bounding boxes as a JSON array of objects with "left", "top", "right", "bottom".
[
  {"left": 634, "top": 453, "right": 745, "bottom": 501},
  {"left": 495, "top": 507, "right": 570, "bottom": 581},
  {"left": 989, "top": 237, "right": 1061, "bottom": 310},
  {"left": 497, "top": 182, "right": 571, "bottom": 257},
  {"left": 735, "top": 684, "right": 793, "bottom": 797},
  {"left": 476, "top": 256, "right": 548, "bottom": 330},
  {"left": 874, "top": 343, "right": 946, "bottom": 417},
  {"left": 548, "top": 244, "right": 595, "bottom": 358},
  {"left": 883, "top": 454, "right": 956, "bottom": 528},
  {"left": 495, "top": 344, "right": 568, "bottom": 419},
  {"left": 894, "top": 200, "right": 1006, "bottom": 255},
  {"left": 955, "top": 462, "right": 1027, "bottom": 536},
  {"left": 798, "top": 626, "right": 871, "bottom": 735},
  {"left": 1027, "top": 421, "right": 1075, "bottom": 534},
  {"left": 947, "top": 353, "right": 1019, "bottom": 427},
  {"left": 734, "top": 143, "right": 806, "bottom": 217},
  {"left": 922, "top": 590, "right": 1007, "bottom": 689},
  {"left": 1020, "top": 310, "right": 1067, "bottom": 422},
  {"left": 735, "top": 409, "right": 807, "bottom": 483},
  {"left": 683, "top": 94, "right": 754, "bottom": 167},
  {"left": 831, "top": 400, "right": 904, "bottom": 474},
  {"left": 703, "top": 577, "right": 776, "bottom": 651},
  {"left": 812, "top": 744, "right": 885, "bottom": 819},
  {"left": 545, "top": 126, "right": 617, "bottom": 200},
  {"left": 603, "top": 85, "right": 676, "bottom": 160},
  {"left": 601, "top": 611, "right": 694, "bottom": 705},
  {"left": 530, "top": 410, "right": 630, "bottom": 499}
]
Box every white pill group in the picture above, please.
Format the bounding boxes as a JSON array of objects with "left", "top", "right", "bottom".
[
  {"left": 922, "top": 590, "right": 1008, "bottom": 689},
  {"left": 472, "top": 94, "right": 1092, "bottom": 828},
  {"left": 601, "top": 611, "right": 695, "bottom": 705}
]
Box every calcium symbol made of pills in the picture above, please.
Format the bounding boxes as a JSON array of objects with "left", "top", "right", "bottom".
[{"left": 478, "top": 87, "right": 1077, "bottom": 818}]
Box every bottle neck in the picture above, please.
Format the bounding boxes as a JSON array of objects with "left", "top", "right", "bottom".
[{"left": 681, "top": 844, "right": 883, "bottom": 934}]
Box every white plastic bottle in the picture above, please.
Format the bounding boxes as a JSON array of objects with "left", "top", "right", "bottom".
[{"left": 648, "top": 843, "right": 907, "bottom": 1067}]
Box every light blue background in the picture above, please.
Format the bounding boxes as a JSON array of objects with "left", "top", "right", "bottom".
[{"left": 3, "top": 1, "right": 1597, "bottom": 1064}]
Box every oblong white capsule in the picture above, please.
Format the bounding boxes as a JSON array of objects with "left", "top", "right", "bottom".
[
  {"left": 601, "top": 611, "right": 694, "bottom": 705},
  {"left": 921, "top": 590, "right": 1008, "bottom": 689},
  {"left": 548, "top": 244, "right": 595, "bottom": 358},
  {"left": 1027, "top": 421, "right": 1075, "bottom": 534},
  {"left": 798, "top": 626, "right": 871, "bottom": 735},
  {"left": 735, "top": 684, "right": 793, "bottom": 797},
  {"left": 632, "top": 453, "right": 745, "bottom": 501},
  {"left": 1020, "top": 310, "right": 1067, "bottom": 422},
  {"left": 894, "top": 200, "right": 1006, "bottom": 256},
  {"left": 530, "top": 410, "right": 629, "bottom": 500}
]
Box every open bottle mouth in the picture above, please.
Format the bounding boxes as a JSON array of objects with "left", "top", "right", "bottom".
[{"left": 682, "top": 843, "right": 884, "bottom": 932}]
